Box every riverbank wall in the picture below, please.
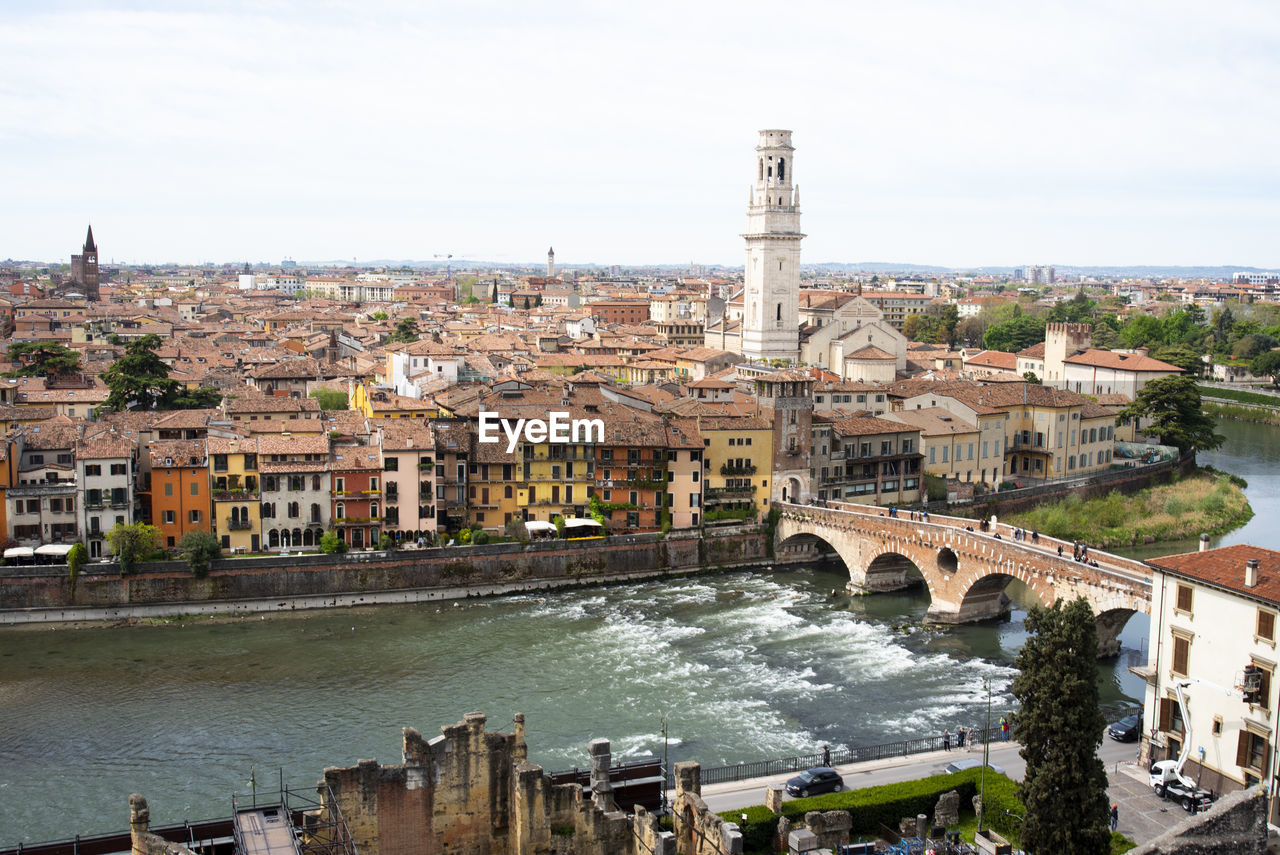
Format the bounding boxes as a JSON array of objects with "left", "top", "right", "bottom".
[{"left": 0, "top": 526, "right": 771, "bottom": 625}]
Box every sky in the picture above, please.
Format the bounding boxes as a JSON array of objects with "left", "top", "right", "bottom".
[{"left": 2, "top": 0, "right": 1279, "bottom": 269}]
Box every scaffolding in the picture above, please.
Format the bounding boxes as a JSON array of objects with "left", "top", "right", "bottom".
[{"left": 231, "top": 782, "right": 358, "bottom": 855}]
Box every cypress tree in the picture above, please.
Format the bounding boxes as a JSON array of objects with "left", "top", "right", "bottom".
[{"left": 1012, "top": 597, "right": 1111, "bottom": 854}]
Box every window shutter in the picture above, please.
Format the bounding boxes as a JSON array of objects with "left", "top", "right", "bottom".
[
  {"left": 1259, "top": 611, "right": 1275, "bottom": 641},
  {"left": 1176, "top": 584, "right": 1193, "bottom": 611},
  {"left": 1172, "top": 637, "right": 1189, "bottom": 676},
  {"left": 1158, "top": 698, "right": 1173, "bottom": 732},
  {"left": 1237, "top": 731, "right": 1251, "bottom": 767}
]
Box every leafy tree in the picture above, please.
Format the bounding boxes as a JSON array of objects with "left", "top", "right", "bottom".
[
  {"left": 319, "top": 530, "right": 348, "bottom": 554},
  {"left": 1047, "top": 290, "right": 1096, "bottom": 324},
  {"left": 5, "top": 342, "right": 81, "bottom": 378},
  {"left": 954, "top": 316, "right": 988, "bottom": 348},
  {"left": 106, "top": 522, "right": 162, "bottom": 574},
  {"left": 370, "top": 311, "right": 389, "bottom": 321},
  {"left": 1090, "top": 322, "right": 1123, "bottom": 350},
  {"left": 67, "top": 542, "right": 87, "bottom": 597},
  {"left": 1150, "top": 345, "right": 1203, "bottom": 375},
  {"left": 1231, "top": 333, "right": 1278, "bottom": 360},
  {"left": 100, "top": 334, "right": 179, "bottom": 412},
  {"left": 587, "top": 494, "right": 607, "bottom": 527},
  {"left": 463, "top": 295, "right": 481, "bottom": 304},
  {"left": 168, "top": 386, "right": 223, "bottom": 410},
  {"left": 1250, "top": 350, "right": 1280, "bottom": 388},
  {"left": 1013, "top": 598, "right": 1111, "bottom": 855},
  {"left": 552, "top": 514, "right": 566, "bottom": 538},
  {"left": 1117, "top": 374, "right": 1224, "bottom": 455},
  {"left": 1121, "top": 314, "right": 1165, "bottom": 349},
  {"left": 983, "top": 315, "right": 1045, "bottom": 352},
  {"left": 1162, "top": 308, "right": 1207, "bottom": 348},
  {"left": 310, "top": 388, "right": 348, "bottom": 411},
  {"left": 522, "top": 296, "right": 531, "bottom": 310},
  {"left": 1022, "top": 371, "right": 1041, "bottom": 384},
  {"left": 386, "top": 318, "right": 420, "bottom": 344},
  {"left": 178, "top": 530, "right": 221, "bottom": 578}
]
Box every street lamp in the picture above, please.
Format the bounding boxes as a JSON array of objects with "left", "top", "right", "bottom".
[{"left": 980, "top": 677, "right": 992, "bottom": 831}]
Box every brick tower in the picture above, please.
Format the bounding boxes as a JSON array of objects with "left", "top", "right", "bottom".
[{"left": 69, "top": 225, "right": 100, "bottom": 301}]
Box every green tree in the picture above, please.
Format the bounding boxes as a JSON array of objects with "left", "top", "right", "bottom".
[
  {"left": 168, "top": 386, "right": 223, "bottom": 410},
  {"left": 106, "top": 522, "right": 162, "bottom": 574},
  {"left": 100, "top": 334, "right": 179, "bottom": 412},
  {"left": 310, "top": 388, "right": 348, "bottom": 410},
  {"left": 1047, "top": 290, "right": 1096, "bottom": 324},
  {"left": 66, "top": 542, "right": 87, "bottom": 597},
  {"left": 1022, "top": 371, "right": 1041, "bottom": 384},
  {"left": 1090, "top": 322, "right": 1123, "bottom": 350},
  {"left": 386, "top": 318, "right": 420, "bottom": 344},
  {"left": 1250, "top": 350, "right": 1280, "bottom": 388},
  {"left": 587, "top": 494, "right": 607, "bottom": 527},
  {"left": 1150, "top": 345, "right": 1203, "bottom": 375},
  {"left": 320, "top": 530, "right": 348, "bottom": 554},
  {"left": 178, "top": 530, "right": 221, "bottom": 578},
  {"left": 371, "top": 311, "right": 389, "bottom": 321},
  {"left": 523, "top": 296, "right": 531, "bottom": 310},
  {"left": 983, "top": 315, "right": 1045, "bottom": 352},
  {"left": 1121, "top": 314, "right": 1165, "bottom": 349},
  {"left": 552, "top": 514, "right": 566, "bottom": 538},
  {"left": 491, "top": 283, "right": 498, "bottom": 303},
  {"left": 1013, "top": 598, "right": 1111, "bottom": 855},
  {"left": 1117, "top": 374, "right": 1224, "bottom": 455},
  {"left": 954, "top": 315, "right": 988, "bottom": 348},
  {"left": 1231, "top": 333, "right": 1278, "bottom": 360},
  {"left": 5, "top": 342, "right": 82, "bottom": 378}
]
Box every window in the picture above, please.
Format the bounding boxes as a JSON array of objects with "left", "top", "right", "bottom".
[
  {"left": 85, "top": 464, "right": 102, "bottom": 476},
  {"left": 1175, "top": 583, "right": 1193, "bottom": 613},
  {"left": 189, "top": 509, "right": 201, "bottom": 523},
  {"left": 110, "top": 463, "right": 127, "bottom": 476},
  {"left": 191, "top": 482, "right": 199, "bottom": 496},
  {"left": 164, "top": 483, "right": 173, "bottom": 497},
  {"left": 1258, "top": 609, "right": 1276, "bottom": 642},
  {"left": 1237, "top": 729, "right": 1269, "bottom": 774},
  {"left": 1172, "top": 634, "right": 1190, "bottom": 677},
  {"left": 1251, "top": 663, "right": 1273, "bottom": 710},
  {"left": 163, "top": 510, "right": 175, "bottom": 524},
  {"left": 370, "top": 477, "right": 378, "bottom": 491},
  {"left": 384, "top": 457, "right": 398, "bottom": 471}
]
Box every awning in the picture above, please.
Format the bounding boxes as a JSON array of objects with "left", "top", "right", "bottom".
[
  {"left": 35, "top": 544, "right": 74, "bottom": 557},
  {"left": 562, "top": 518, "right": 602, "bottom": 531},
  {"left": 4, "top": 547, "right": 34, "bottom": 558},
  {"left": 524, "top": 521, "right": 557, "bottom": 533}
]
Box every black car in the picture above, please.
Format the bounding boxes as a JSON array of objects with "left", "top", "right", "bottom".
[
  {"left": 1108, "top": 713, "right": 1141, "bottom": 742},
  {"left": 785, "top": 766, "right": 844, "bottom": 797}
]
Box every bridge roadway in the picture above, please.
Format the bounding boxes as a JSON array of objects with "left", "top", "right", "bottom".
[{"left": 774, "top": 501, "right": 1153, "bottom": 656}]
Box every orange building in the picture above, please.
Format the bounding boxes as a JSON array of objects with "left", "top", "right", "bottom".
[{"left": 146, "top": 439, "right": 210, "bottom": 549}]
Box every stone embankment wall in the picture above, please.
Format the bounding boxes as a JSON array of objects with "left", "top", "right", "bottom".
[{"left": 0, "top": 528, "right": 768, "bottom": 624}]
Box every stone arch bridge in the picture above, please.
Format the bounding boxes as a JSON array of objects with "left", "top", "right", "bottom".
[{"left": 775, "top": 501, "right": 1152, "bottom": 656}]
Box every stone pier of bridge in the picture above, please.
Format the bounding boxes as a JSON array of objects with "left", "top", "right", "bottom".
[{"left": 775, "top": 502, "right": 1152, "bottom": 657}]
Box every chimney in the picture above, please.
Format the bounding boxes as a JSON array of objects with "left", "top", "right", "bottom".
[
  {"left": 1199, "top": 534, "right": 1210, "bottom": 552},
  {"left": 1247, "top": 558, "right": 1260, "bottom": 588}
]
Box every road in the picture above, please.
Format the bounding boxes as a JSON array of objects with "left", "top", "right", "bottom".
[{"left": 687, "top": 731, "right": 1175, "bottom": 845}]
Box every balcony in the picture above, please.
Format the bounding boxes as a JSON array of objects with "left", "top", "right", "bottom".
[
  {"left": 213, "top": 490, "right": 260, "bottom": 502},
  {"left": 705, "top": 486, "right": 755, "bottom": 501},
  {"left": 227, "top": 519, "right": 253, "bottom": 531},
  {"left": 720, "top": 464, "right": 757, "bottom": 476},
  {"left": 1008, "top": 436, "right": 1050, "bottom": 453}
]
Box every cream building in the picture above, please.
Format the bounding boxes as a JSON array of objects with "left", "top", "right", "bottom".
[{"left": 1139, "top": 544, "right": 1280, "bottom": 824}]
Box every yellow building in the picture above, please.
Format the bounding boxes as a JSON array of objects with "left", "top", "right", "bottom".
[
  {"left": 884, "top": 407, "right": 983, "bottom": 484},
  {"left": 698, "top": 416, "right": 774, "bottom": 522},
  {"left": 207, "top": 435, "right": 262, "bottom": 553}
]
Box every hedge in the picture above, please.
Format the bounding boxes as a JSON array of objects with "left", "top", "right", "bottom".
[
  {"left": 721, "top": 768, "right": 1023, "bottom": 853},
  {"left": 1197, "top": 385, "right": 1280, "bottom": 408}
]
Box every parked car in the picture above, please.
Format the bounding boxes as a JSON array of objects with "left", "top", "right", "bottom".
[
  {"left": 1108, "top": 714, "right": 1141, "bottom": 742},
  {"left": 944, "top": 758, "right": 1006, "bottom": 776},
  {"left": 785, "top": 767, "right": 844, "bottom": 797}
]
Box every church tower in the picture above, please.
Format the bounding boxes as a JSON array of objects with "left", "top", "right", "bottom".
[
  {"left": 547, "top": 246, "right": 555, "bottom": 279},
  {"left": 741, "top": 130, "right": 803, "bottom": 362},
  {"left": 70, "top": 224, "right": 100, "bottom": 301}
]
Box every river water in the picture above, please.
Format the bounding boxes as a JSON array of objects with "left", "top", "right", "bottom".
[{"left": 0, "top": 419, "right": 1276, "bottom": 845}]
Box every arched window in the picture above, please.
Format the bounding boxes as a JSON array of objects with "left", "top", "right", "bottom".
[
  {"left": 336, "top": 503, "right": 345, "bottom": 520},
  {"left": 777, "top": 303, "right": 782, "bottom": 321},
  {"left": 292, "top": 528, "right": 302, "bottom": 546},
  {"left": 758, "top": 158, "right": 763, "bottom": 180},
  {"left": 281, "top": 529, "right": 291, "bottom": 547},
  {"left": 778, "top": 157, "right": 785, "bottom": 181},
  {"left": 310, "top": 503, "right": 320, "bottom": 523},
  {"left": 288, "top": 502, "right": 299, "bottom": 518},
  {"left": 240, "top": 506, "right": 249, "bottom": 521},
  {"left": 268, "top": 529, "right": 279, "bottom": 548},
  {"left": 370, "top": 502, "right": 379, "bottom": 517},
  {"left": 303, "top": 529, "right": 315, "bottom": 546},
  {"left": 312, "top": 475, "right": 321, "bottom": 491}
]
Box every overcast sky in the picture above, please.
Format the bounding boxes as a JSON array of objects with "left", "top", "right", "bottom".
[{"left": 2, "top": 0, "right": 1278, "bottom": 268}]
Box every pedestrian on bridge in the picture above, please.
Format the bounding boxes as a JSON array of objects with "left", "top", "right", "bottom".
[
  {"left": 822, "top": 744, "right": 831, "bottom": 766},
  {"left": 943, "top": 729, "right": 951, "bottom": 751}
]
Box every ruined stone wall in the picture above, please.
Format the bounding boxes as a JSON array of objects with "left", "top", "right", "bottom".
[
  {"left": 319, "top": 713, "right": 674, "bottom": 855},
  {"left": 0, "top": 528, "right": 767, "bottom": 615},
  {"left": 671, "top": 761, "right": 743, "bottom": 855},
  {"left": 1128, "top": 785, "right": 1268, "bottom": 855}
]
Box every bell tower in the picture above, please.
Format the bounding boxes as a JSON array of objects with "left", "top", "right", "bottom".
[
  {"left": 70, "top": 224, "right": 100, "bottom": 301},
  {"left": 741, "top": 129, "right": 803, "bottom": 363}
]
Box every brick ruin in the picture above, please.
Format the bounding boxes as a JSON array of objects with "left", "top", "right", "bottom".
[{"left": 311, "top": 712, "right": 677, "bottom": 855}]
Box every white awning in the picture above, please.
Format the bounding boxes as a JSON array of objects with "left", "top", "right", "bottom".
[
  {"left": 524, "top": 521, "right": 556, "bottom": 533},
  {"left": 35, "top": 544, "right": 74, "bottom": 556},
  {"left": 562, "top": 518, "right": 602, "bottom": 530},
  {"left": 4, "top": 547, "right": 34, "bottom": 558}
]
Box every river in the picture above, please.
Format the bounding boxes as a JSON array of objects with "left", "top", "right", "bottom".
[{"left": 0, "top": 418, "right": 1275, "bottom": 846}]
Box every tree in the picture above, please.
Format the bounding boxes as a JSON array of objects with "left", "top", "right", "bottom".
[
  {"left": 1121, "top": 314, "right": 1165, "bottom": 349},
  {"left": 1090, "top": 321, "right": 1123, "bottom": 350},
  {"left": 310, "top": 388, "right": 348, "bottom": 411},
  {"left": 370, "top": 311, "right": 389, "bottom": 321},
  {"left": 1231, "top": 333, "right": 1278, "bottom": 360},
  {"left": 1022, "top": 371, "right": 1041, "bottom": 384},
  {"left": 320, "top": 530, "right": 348, "bottom": 554},
  {"left": 1047, "top": 289, "right": 1096, "bottom": 324},
  {"left": 67, "top": 542, "right": 87, "bottom": 597},
  {"left": 1250, "top": 350, "right": 1280, "bottom": 388},
  {"left": 983, "top": 315, "right": 1045, "bottom": 352},
  {"left": 100, "top": 334, "right": 179, "bottom": 412},
  {"left": 1013, "top": 598, "right": 1111, "bottom": 855},
  {"left": 386, "top": 318, "right": 420, "bottom": 344},
  {"left": 168, "top": 386, "right": 223, "bottom": 410},
  {"left": 1117, "top": 374, "right": 1224, "bottom": 455},
  {"left": 178, "top": 530, "right": 221, "bottom": 578},
  {"left": 954, "top": 316, "right": 988, "bottom": 348},
  {"left": 491, "top": 283, "right": 498, "bottom": 303},
  {"left": 106, "top": 522, "right": 161, "bottom": 574},
  {"left": 5, "top": 342, "right": 81, "bottom": 378},
  {"left": 1150, "top": 345, "right": 1203, "bottom": 375}
]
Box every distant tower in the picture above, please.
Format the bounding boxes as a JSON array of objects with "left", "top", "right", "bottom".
[
  {"left": 69, "top": 224, "right": 100, "bottom": 301},
  {"left": 741, "top": 130, "right": 803, "bottom": 362},
  {"left": 547, "top": 246, "right": 555, "bottom": 278}
]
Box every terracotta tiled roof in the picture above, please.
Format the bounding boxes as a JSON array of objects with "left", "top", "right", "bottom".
[
  {"left": 1148, "top": 545, "right": 1280, "bottom": 606},
  {"left": 1063, "top": 349, "right": 1183, "bottom": 373}
]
